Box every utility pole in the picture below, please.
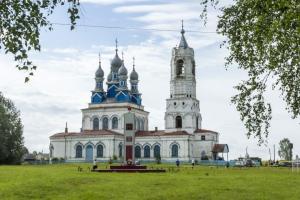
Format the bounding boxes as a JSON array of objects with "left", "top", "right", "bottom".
[{"left": 269, "top": 148, "right": 272, "bottom": 164}]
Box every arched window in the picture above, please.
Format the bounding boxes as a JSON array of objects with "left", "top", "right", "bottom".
[
  {"left": 171, "top": 144, "right": 178, "bottom": 158},
  {"left": 75, "top": 145, "right": 82, "bottom": 158},
  {"left": 196, "top": 116, "right": 199, "bottom": 130},
  {"left": 135, "top": 146, "right": 141, "bottom": 158},
  {"left": 93, "top": 118, "right": 99, "bottom": 130},
  {"left": 154, "top": 145, "right": 160, "bottom": 158},
  {"left": 118, "top": 143, "right": 122, "bottom": 158},
  {"left": 112, "top": 117, "right": 118, "bottom": 129},
  {"left": 85, "top": 145, "right": 93, "bottom": 161},
  {"left": 97, "top": 145, "right": 103, "bottom": 158},
  {"left": 102, "top": 117, "right": 108, "bottom": 129},
  {"left": 144, "top": 145, "right": 150, "bottom": 158},
  {"left": 175, "top": 116, "right": 182, "bottom": 128},
  {"left": 176, "top": 59, "right": 184, "bottom": 76},
  {"left": 201, "top": 135, "right": 205, "bottom": 141}
]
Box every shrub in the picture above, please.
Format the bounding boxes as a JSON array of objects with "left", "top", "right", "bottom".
[{"left": 155, "top": 155, "right": 161, "bottom": 164}]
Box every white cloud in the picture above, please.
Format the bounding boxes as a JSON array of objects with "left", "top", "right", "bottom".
[{"left": 114, "top": 3, "right": 196, "bottom": 14}]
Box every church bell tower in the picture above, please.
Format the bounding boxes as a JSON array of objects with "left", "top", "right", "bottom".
[{"left": 165, "top": 22, "right": 202, "bottom": 134}]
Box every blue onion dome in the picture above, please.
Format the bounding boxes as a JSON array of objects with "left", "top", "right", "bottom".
[
  {"left": 130, "top": 66, "right": 138, "bottom": 80},
  {"left": 107, "top": 72, "right": 112, "bottom": 82},
  {"left": 95, "top": 65, "right": 104, "bottom": 78},
  {"left": 118, "top": 61, "right": 128, "bottom": 76},
  {"left": 111, "top": 53, "right": 122, "bottom": 72},
  {"left": 95, "top": 53, "right": 104, "bottom": 78}
]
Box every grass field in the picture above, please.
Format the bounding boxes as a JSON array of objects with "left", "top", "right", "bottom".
[{"left": 0, "top": 163, "right": 299, "bottom": 200}]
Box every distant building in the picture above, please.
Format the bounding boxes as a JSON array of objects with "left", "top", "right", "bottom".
[{"left": 50, "top": 24, "right": 226, "bottom": 162}]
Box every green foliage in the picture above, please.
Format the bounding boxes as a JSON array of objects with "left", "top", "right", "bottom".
[
  {"left": 112, "top": 155, "right": 118, "bottom": 160},
  {"left": 155, "top": 155, "right": 161, "bottom": 164},
  {"left": 201, "top": 0, "right": 300, "bottom": 144},
  {"left": 0, "top": 164, "right": 300, "bottom": 199},
  {"left": 278, "top": 138, "right": 293, "bottom": 160},
  {"left": 51, "top": 157, "right": 59, "bottom": 162},
  {"left": 0, "top": 0, "right": 80, "bottom": 82},
  {"left": 0, "top": 92, "right": 25, "bottom": 164}
]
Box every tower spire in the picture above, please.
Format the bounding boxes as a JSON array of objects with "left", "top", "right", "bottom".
[{"left": 179, "top": 20, "right": 188, "bottom": 48}]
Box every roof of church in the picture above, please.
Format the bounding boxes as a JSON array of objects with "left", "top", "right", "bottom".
[
  {"left": 194, "top": 129, "right": 218, "bottom": 134},
  {"left": 135, "top": 130, "right": 191, "bottom": 137},
  {"left": 50, "top": 130, "right": 122, "bottom": 139},
  {"left": 212, "top": 144, "right": 229, "bottom": 153}
]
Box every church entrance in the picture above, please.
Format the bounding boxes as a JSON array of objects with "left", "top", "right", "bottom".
[
  {"left": 126, "top": 145, "right": 133, "bottom": 161},
  {"left": 85, "top": 145, "right": 93, "bottom": 161}
]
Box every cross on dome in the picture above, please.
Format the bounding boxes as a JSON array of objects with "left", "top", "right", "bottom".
[
  {"left": 133, "top": 57, "right": 135, "bottom": 69},
  {"left": 181, "top": 19, "right": 185, "bottom": 34},
  {"left": 115, "top": 38, "right": 118, "bottom": 53}
]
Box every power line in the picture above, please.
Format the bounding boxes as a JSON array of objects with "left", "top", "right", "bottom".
[{"left": 52, "top": 22, "right": 217, "bottom": 33}]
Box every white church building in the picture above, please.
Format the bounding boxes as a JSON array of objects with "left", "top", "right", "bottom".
[{"left": 49, "top": 26, "right": 224, "bottom": 162}]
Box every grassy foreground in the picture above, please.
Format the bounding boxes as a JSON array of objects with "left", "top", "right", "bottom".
[{"left": 0, "top": 163, "right": 299, "bottom": 200}]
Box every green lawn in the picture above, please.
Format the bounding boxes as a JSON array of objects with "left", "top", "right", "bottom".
[{"left": 0, "top": 164, "right": 299, "bottom": 200}]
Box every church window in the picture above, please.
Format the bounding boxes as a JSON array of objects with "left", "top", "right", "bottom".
[
  {"left": 135, "top": 146, "right": 141, "bottom": 158},
  {"left": 118, "top": 143, "right": 122, "bottom": 158},
  {"left": 171, "top": 144, "right": 178, "bottom": 157},
  {"left": 175, "top": 116, "right": 182, "bottom": 128},
  {"left": 201, "top": 135, "right": 205, "bottom": 141},
  {"left": 97, "top": 145, "right": 103, "bottom": 158},
  {"left": 176, "top": 59, "right": 184, "bottom": 76},
  {"left": 75, "top": 145, "right": 82, "bottom": 158},
  {"left": 112, "top": 117, "right": 118, "bottom": 129},
  {"left": 154, "top": 145, "right": 160, "bottom": 158},
  {"left": 170, "top": 94, "right": 172, "bottom": 98},
  {"left": 97, "top": 82, "right": 102, "bottom": 88},
  {"left": 144, "top": 145, "right": 150, "bottom": 158},
  {"left": 102, "top": 117, "right": 108, "bottom": 129},
  {"left": 182, "top": 102, "right": 185, "bottom": 105},
  {"left": 174, "top": 102, "right": 176, "bottom": 106},
  {"left": 196, "top": 117, "right": 199, "bottom": 130},
  {"left": 93, "top": 118, "right": 99, "bottom": 130}
]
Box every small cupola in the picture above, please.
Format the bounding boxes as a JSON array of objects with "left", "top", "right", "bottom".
[
  {"left": 111, "top": 39, "right": 122, "bottom": 72},
  {"left": 95, "top": 53, "right": 104, "bottom": 78},
  {"left": 130, "top": 57, "right": 138, "bottom": 81},
  {"left": 118, "top": 53, "right": 128, "bottom": 76}
]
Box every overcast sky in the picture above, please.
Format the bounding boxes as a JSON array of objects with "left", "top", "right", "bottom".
[{"left": 0, "top": 0, "right": 299, "bottom": 160}]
